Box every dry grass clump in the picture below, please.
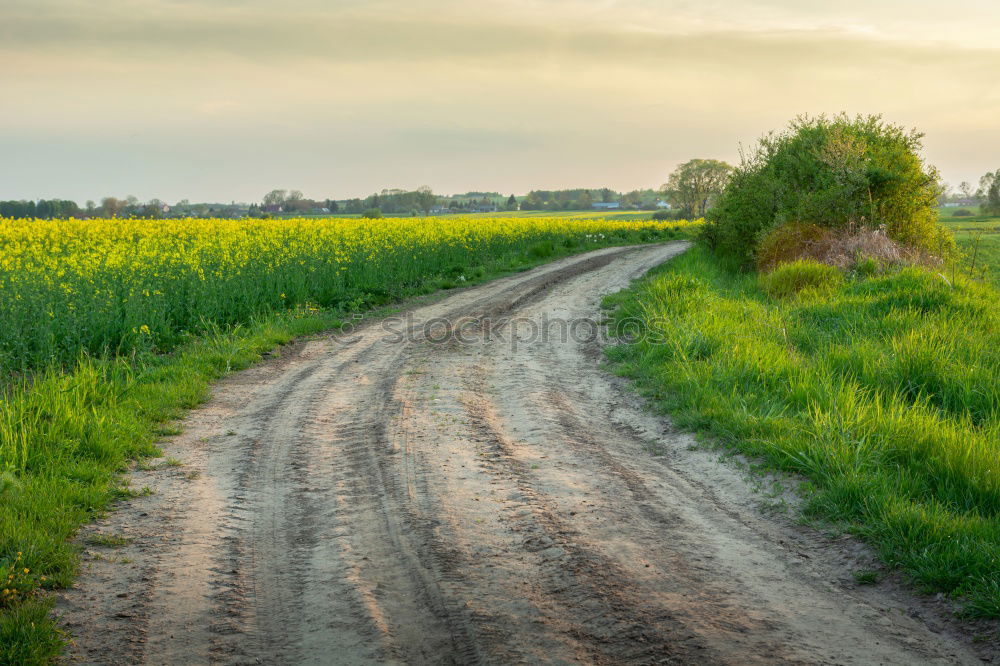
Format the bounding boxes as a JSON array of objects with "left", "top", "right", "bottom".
[{"left": 757, "top": 222, "right": 941, "bottom": 274}]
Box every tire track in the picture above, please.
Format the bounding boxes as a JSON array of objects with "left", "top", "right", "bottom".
[{"left": 58, "top": 242, "right": 990, "bottom": 665}]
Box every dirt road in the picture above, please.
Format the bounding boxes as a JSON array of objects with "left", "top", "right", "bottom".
[{"left": 59, "top": 243, "right": 985, "bottom": 664}]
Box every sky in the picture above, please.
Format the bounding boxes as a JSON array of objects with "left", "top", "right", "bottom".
[{"left": 1, "top": 0, "right": 998, "bottom": 203}]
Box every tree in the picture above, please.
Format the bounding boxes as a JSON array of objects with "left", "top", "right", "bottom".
[
  {"left": 979, "top": 171, "right": 1000, "bottom": 215},
  {"left": 141, "top": 198, "right": 165, "bottom": 218},
  {"left": 959, "top": 181, "right": 975, "bottom": 200},
  {"left": 661, "top": 159, "right": 733, "bottom": 217},
  {"left": 263, "top": 189, "right": 286, "bottom": 209},
  {"left": 704, "top": 114, "right": 952, "bottom": 268},
  {"left": 506, "top": 194, "right": 517, "bottom": 210},
  {"left": 101, "top": 197, "right": 123, "bottom": 217},
  {"left": 414, "top": 186, "right": 437, "bottom": 214},
  {"left": 935, "top": 179, "right": 951, "bottom": 206},
  {"left": 622, "top": 190, "right": 642, "bottom": 208}
]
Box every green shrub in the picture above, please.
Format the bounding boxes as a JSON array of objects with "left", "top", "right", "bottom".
[
  {"left": 704, "top": 114, "right": 953, "bottom": 268},
  {"left": 952, "top": 209, "right": 974, "bottom": 217},
  {"left": 651, "top": 210, "right": 673, "bottom": 220},
  {"left": 361, "top": 207, "right": 382, "bottom": 219},
  {"left": 760, "top": 260, "right": 843, "bottom": 298}
]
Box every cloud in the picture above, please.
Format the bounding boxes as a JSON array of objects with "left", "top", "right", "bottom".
[{"left": 1, "top": 0, "right": 998, "bottom": 200}]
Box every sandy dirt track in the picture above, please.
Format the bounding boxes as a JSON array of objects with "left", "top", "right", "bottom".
[{"left": 59, "top": 243, "right": 988, "bottom": 665}]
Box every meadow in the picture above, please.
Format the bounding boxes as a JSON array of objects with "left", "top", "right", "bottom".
[
  {"left": 605, "top": 245, "right": 1000, "bottom": 618},
  {"left": 938, "top": 211, "right": 1000, "bottom": 287},
  {"left": 0, "top": 214, "right": 697, "bottom": 663}
]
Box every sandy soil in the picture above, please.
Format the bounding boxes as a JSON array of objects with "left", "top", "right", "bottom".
[{"left": 58, "top": 243, "right": 994, "bottom": 664}]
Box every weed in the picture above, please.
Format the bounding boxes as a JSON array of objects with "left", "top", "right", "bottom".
[
  {"left": 85, "top": 535, "right": 131, "bottom": 548},
  {"left": 853, "top": 570, "right": 880, "bottom": 585}
]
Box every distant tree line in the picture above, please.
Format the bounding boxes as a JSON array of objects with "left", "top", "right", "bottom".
[
  {"left": 8, "top": 168, "right": 995, "bottom": 222},
  {"left": 518, "top": 188, "right": 665, "bottom": 211},
  {"left": 0, "top": 199, "right": 82, "bottom": 218},
  {"left": 335, "top": 189, "right": 512, "bottom": 215},
  {"left": 0, "top": 197, "right": 249, "bottom": 219},
  {"left": 260, "top": 186, "right": 675, "bottom": 217}
]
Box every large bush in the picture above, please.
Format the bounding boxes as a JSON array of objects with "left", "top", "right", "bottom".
[{"left": 703, "top": 114, "right": 953, "bottom": 268}]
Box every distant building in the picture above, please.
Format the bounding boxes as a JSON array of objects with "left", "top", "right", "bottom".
[
  {"left": 655, "top": 200, "right": 671, "bottom": 209},
  {"left": 592, "top": 202, "right": 621, "bottom": 210},
  {"left": 944, "top": 198, "right": 979, "bottom": 208}
]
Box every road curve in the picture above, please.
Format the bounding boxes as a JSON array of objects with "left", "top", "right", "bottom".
[{"left": 59, "top": 243, "right": 984, "bottom": 665}]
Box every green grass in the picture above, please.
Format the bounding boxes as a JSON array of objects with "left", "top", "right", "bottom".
[
  {"left": 0, "top": 222, "right": 696, "bottom": 664},
  {"left": 605, "top": 245, "right": 1000, "bottom": 617},
  {"left": 83, "top": 534, "right": 132, "bottom": 548},
  {"left": 939, "top": 212, "right": 1000, "bottom": 287}
]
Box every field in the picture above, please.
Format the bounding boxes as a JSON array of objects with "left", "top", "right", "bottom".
[
  {"left": 939, "top": 211, "right": 1000, "bottom": 287},
  {"left": 605, "top": 245, "right": 1000, "bottom": 618},
  {"left": 0, "top": 215, "right": 695, "bottom": 374},
  {"left": 0, "top": 214, "right": 697, "bottom": 663},
  {"left": 3, "top": 211, "right": 997, "bottom": 662}
]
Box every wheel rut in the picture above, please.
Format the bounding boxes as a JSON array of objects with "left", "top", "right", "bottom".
[{"left": 58, "top": 243, "right": 990, "bottom": 665}]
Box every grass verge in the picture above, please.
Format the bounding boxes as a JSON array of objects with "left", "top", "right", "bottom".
[
  {"left": 0, "top": 226, "right": 693, "bottom": 664},
  {"left": 604, "top": 245, "right": 1000, "bottom": 618}
]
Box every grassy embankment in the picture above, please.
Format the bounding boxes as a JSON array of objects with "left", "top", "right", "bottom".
[
  {"left": 0, "top": 215, "right": 698, "bottom": 664},
  {"left": 605, "top": 244, "right": 999, "bottom": 618}
]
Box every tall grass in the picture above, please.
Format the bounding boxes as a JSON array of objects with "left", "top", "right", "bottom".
[{"left": 605, "top": 246, "right": 1000, "bottom": 617}]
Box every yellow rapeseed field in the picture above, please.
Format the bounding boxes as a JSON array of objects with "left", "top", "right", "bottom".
[{"left": 0, "top": 215, "right": 699, "bottom": 373}]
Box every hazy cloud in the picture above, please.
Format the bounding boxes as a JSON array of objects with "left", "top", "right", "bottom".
[{"left": 1, "top": 0, "right": 998, "bottom": 200}]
